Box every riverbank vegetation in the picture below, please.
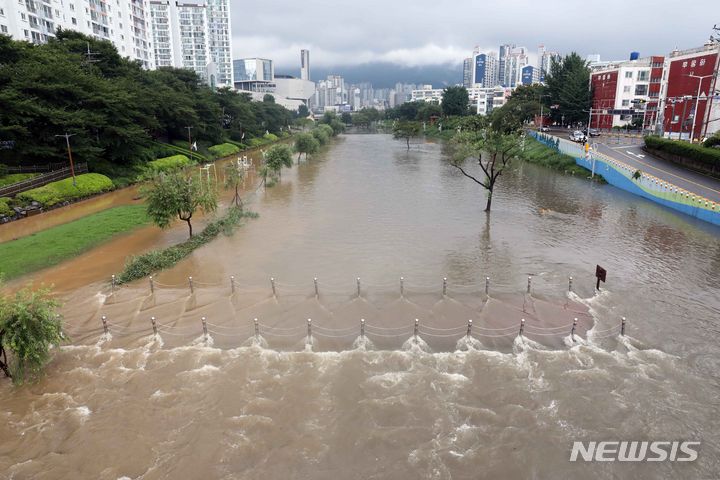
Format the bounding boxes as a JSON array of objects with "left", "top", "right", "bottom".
[
  {"left": 0, "top": 205, "right": 150, "bottom": 280},
  {"left": 117, "top": 207, "right": 257, "bottom": 284},
  {"left": 16, "top": 173, "right": 114, "bottom": 206},
  {"left": 0, "top": 285, "right": 66, "bottom": 384}
]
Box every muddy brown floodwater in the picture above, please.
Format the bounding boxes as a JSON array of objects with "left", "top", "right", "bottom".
[{"left": 1, "top": 134, "right": 719, "bottom": 479}]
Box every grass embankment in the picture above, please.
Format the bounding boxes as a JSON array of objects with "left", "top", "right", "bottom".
[
  {"left": 16, "top": 173, "right": 114, "bottom": 206},
  {"left": 0, "top": 173, "right": 38, "bottom": 188},
  {"left": 0, "top": 205, "right": 150, "bottom": 280},
  {"left": 518, "top": 136, "right": 604, "bottom": 181},
  {"left": 117, "top": 207, "right": 258, "bottom": 284}
]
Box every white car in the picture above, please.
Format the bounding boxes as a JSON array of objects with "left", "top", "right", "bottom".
[{"left": 569, "top": 131, "right": 586, "bottom": 143}]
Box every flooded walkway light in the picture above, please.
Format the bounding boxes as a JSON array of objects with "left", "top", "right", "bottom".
[
  {"left": 314, "top": 277, "right": 318, "bottom": 297},
  {"left": 307, "top": 318, "right": 312, "bottom": 338},
  {"left": 571, "top": 318, "right": 577, "bottom": 342},
  {"left": 149, "top": 276, "right": 154, "bottom": 294},
  {"left": 466, "top": 319, "right": 473, "bottom": 337},
  {"left": 414, "top": 318, "right": 419, "bottom": 339},
  {"left": 443, "top": 278, "right": 447, "bottom": 296},
  {"left": 188, "top": 276, "right": 194, "bottom": 294},
  {"left": 151, "top": 316, "right": 157, "bottom": 336},
  {"left": 527, "top": 276, "right": 532, "bottom": 294},
  {"left": 621, "top": 317, "right": 626, "bottom": 336},
  {"left": 230, "top": 276, "right": 235, "bottom": 294},
  {"left": 485, "top": 277, "right": 490, "bottom": 295},
  {"left": 357, "top": 277, "right": 361, "bottom": 297},
  {"left": 202, "top": 316, "right": 208, "bottom": 340},
  {"left": 568, "top": 276, "right": 573, "bottom": 292},
  {"left": 270, "top": 277, "right": 276, "bottom": 296},
  {"left": 519, "top": 318, "right": 525, "bottom": 337},
  {"left": 101, "top": 315, "right": 108, "bottom": 336},
  {"left": 360, "top": 318, "right": 365, "bottom": 337},
  {"left": 111, "top": 275, "right": 116, "bottom": 294},
  {"left": 254, "top": 318, "right": 260, "bottom": 340},
  {"left": 400, "top": 277, "right": 404, "bottom": 297}
]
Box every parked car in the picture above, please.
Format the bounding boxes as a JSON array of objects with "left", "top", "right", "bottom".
[
  {"left": 569, "top": 131, "right": 586, "bottom": 143},
  {"left": 540, "top": 126, "right": 550, "bottom": 132},
  {"left": 582, "top": 128, "right": 601, "bottom": 137}
]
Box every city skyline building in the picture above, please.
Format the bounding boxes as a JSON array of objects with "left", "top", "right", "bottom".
[{"left": 300, "top": 49, "right": 310, "bottom": 80}]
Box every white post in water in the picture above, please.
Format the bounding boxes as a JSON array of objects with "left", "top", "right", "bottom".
[
  {"left": 101, "top": 315, "right": 108, "bottom": 336},
  {"left": 571, "top": 318, "right": 577, "bottom": 342},
  {"left": 270, "top": 277, "right": 276, "bottom": 297},
  {"left": 443, "top": 278, "right": 447, "bottom": 296},
  {"left": 151, "top": 316, "right": 157, "bottom": 336},
  {"left": 621, "top": 317, "right": 626, "bottom": 336},
  {"left": 414, "top": 318, "right": 419, "bottom": 340},
  {"left": 149, "top": 276, "right": 154, "bottom": 294},
  {"left": 201, "top": 316, "right": 208, "bottom": 341},
  {"left": 254, "top": 318, "right": 260, "bottom": 340},
  {"left": 357, "top": 277, "right": 361, "bottom": 298},
  {"left": 400, "top": 277, "right": 405, "bottom": 297},
  {"left": 485, "top": 277, "right": 490, "bottom": 295},
  {"left": 466, "top": 319, "right": 473, "bottom": 337},
  {"left": 188, "top": 276, "right": 194, "bottom": 294},
  {"left": 111, "top": 274, "right": 116, "bottom": 294},
  {"left": 307, "top": 318, "right": 312, "bottom": 339},
  {"left": 519, "top": 318, "right": 525, "bottom": 337},
  {"left": 360, "top": 318, "right": 365, "bottom": 337},
  {"left": 527, "top": 276, "right": 532, "bottom": 294},
  {"left": 314, "top": 277, "right": 319, "bottom": 297},
  {"left": 568, "top": 276, "right": 573, "bottom": 292},
  {"left": 230, "top": 276, "right": 235, "bottom": 294}
]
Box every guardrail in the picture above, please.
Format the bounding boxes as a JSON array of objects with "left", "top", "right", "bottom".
[
  {"left": 3, "top": 162, "right": 71, "bottom": 173},
  {"left": 0, "top": 163, "right": 88, "bottom": 197}
]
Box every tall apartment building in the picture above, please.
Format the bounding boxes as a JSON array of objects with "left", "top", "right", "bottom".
[
  {"left": 473, "top": 52, "right": 499, "bottom": 88},
  {"left": 538, "top": 45, "right": 560, "bottom": 82},
  {"left": 1, "top": 0, "right": 154, "bottom": 68},
  {"left": 300, "top": 49, "right": 310, "bottom": 80},
  {"left": 498, "top": 44, "right": 514, "bottom": 87},
  {"left": 149, "top": 0, "right": 233, "bottom": 87},
  {"left": 503, "top": 46, "right": 529, "bottom": 88},
  {"left": 462, "top": 57, "right": 473, "bottom": 88}
]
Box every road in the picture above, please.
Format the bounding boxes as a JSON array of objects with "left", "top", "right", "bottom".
[{"left": 545, "top": 128, "right": 720, "bottom": 203}]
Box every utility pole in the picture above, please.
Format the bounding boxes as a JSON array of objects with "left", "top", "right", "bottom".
[
  {"left": 186, "top": 126, "right": 193, "bottom": 163},
  {"left": 55, "top": 133, "right": 77, "bottom": 186}
]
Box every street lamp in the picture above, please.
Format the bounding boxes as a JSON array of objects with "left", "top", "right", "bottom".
[
  {"left": 55, "top": 133, "right": 77, "bottom": 186},
  {"left": 686, "top": 73, "right": 716, "bottom": 142}
]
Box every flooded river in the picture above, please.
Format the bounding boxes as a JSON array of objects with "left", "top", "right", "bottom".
[{"left": 1, "top": 134, "right": 719, "bottom": 479}]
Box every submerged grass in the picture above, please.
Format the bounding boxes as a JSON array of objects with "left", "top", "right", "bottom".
[
  {"left": 518, "top": 137, "right": 605, "bottom": 182},
  {"left": 0, "top": 205, "right": 150, "bottom": 280},
  {"left": 117, "top": 207, "right": 258, "bottom": 284}
]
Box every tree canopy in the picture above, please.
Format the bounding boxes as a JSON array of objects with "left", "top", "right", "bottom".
[
  {"left": 441, "top": 86, "right": 470, "bottom": 117},
  {"left": 544, "top": 52, "right": 591, "bottom": 126},
  {"left": 393, "top": 121, "right": 421, "bottom": 150}
]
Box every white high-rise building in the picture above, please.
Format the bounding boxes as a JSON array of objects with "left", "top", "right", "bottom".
[
  {"left": 149, "top": 0, "right": 233, "bottom": 87},
  {"left": 300, "top": 49, "right": 310, "bottom": 80},
  {"left": 1, "top": 0, "right": 154, "bottom": 68}
]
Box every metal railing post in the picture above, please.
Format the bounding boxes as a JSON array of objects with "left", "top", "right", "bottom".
[
  {"left": 149, "top": 276, "right": 154, "bottom": 294},
  {"left": 485, "top": 277, "right": 489, "bottom": 295},
  {"left": 270, "top": 277, "right": 276, "bottom": 296},
  {"left": 443, "top": 278, "right": 447, "bottom": 296},
  {"left": 230, "top": 276, "right": 235, "bottom": 294},
  {"left": 101, "top": 315, "right": 108, "bottom": 336},
  {"left": 254, "top": 318, "right": 260, "bottom": 340},
  {"left": 466, "top": 319, "right": 472, "bottom": 337},
  {"left": 571, "top": 318, "right": 577, "bottom": 342},
  {"left": 621, "top": 317, "right": 626, "bottom": 336},
  {"left": 360, "top": 318, "right": 365, "bottom": 337},
  {"left": 314, "top": 277, "right": 318, "bottom": 297},
  {"left": 414, "top": 318, "right": 419, "bottom": 339},
  {"left": 202, "top": 316, "right": 208, "bottom": 340},
  {"left": 357, "top": 277, "right": 361, "bottom": 297},
  {"left": 400, "top": 277, "right": 404, "bottom": 297},
  {"left": 519, "top": 318, "right": 525, "bottom": 337},
  {"left": 188, "top": 276, "right": 194, "bottom": 294},
  {"left": 151, "top": 316, "right": 157, "bottom": 336},
  {"left": 568, "top": 276, "right": 573, "bottom": 292}
]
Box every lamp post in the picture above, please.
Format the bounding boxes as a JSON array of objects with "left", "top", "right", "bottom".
[
  {"left": 686, "top": 73, "right": 715, "bottom": 143},
  {"left": 55, "top": 133, "right": 77, "bottom": 186}
]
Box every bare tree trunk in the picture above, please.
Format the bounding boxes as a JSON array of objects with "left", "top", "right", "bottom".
[
  {"left": 181, "top": 217, "right": 193, "bottom": 238},
  {"left": 0, "top": 331, "right": 11, "bottom": 379},
  {"left": 406, "top": 137, "right": 410, "bottom": 150},
  {"left": 485, "top": 191, "right": 493, "bottom": 211}
]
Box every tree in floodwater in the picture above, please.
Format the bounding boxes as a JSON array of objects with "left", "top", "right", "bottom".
[
  {"left": 144, "top": 172, "right": 217, "bottom": 238},
  {"left": 451, "top": 129, "right": 521, "bottom": 212},
  {"left": 0, "top": 285, "right": 66, "bottom": 384},
  {"left": 224, "top": 162, "right": 245, "bottom": 208},
  {"left": 264, "top": 143, "right": 293, "bottom": 179},
  {"left": 294, "top": 132, "right": 320, "bottom": 162},
  {"left": 393, "top": 120, "right": 421, "bottom": 150}
]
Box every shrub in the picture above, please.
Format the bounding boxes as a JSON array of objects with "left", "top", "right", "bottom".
[
  {"left": 147, "top": 155, "right": 192, "bottom": 173},
  {"left": 17, "top": 173, "right": 114, "bottom": 206},
  {"left": 226, "top": 140, "right": 248, "bottom": 150},
  {"left": 208, "top": 143, "right": 240, "bottom": 159},
  {"left": 0, "top": 173, "right": 37, "bottom": 188},
  {"left": 263, "top": 133, "right": 279, "bottom": 142},
  {"left": 247, "top": 138, "right": 266, "bottom": 148},
  {"left": 644, "top": 135, "right": 720, "bottom": 168},
  {"left": 0, "top": 198, "right": 12, "bottom": 217},
  {"left": 311, "top": 128, "right": 330, "bottom": 145}
]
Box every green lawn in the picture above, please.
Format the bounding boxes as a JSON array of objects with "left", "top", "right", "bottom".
[
  {"left": 0, "top": 205, "right": 150, "bottom": 280},
  {"left": 0, "top": 173, "right": 38, "bottom": 188}
]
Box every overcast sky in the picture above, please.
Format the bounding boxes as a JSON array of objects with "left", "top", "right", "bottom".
[{"left": 230, "top": 0, "right": 716, "bottom": 73}]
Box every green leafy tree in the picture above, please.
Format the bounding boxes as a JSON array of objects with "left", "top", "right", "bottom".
[
  {"left": 297, "top": 104, "right": 310, "bottom": 118},
  {"left": 264, "top": 143, "right": 293, "bottom": 178},
  {"left": 224, "top": 162, "right": 245, "bottom": 208},
  {"left": 451, "top": 129, "right": 521, "bottom": 211},
  {"left": 0, "top": 286, "right": 66, "bottom": 384},
  {"left": 441, "top": 86, "right": 470, "bottom": 116},
  {"left": 341, "top": 112, "right": 353, "bottom": 124},
  {"left": 144, "top": 172, "right": 217, "bottom": 238},
  {"left": 393, "top": 121, "right": 421, "bottom": 150},
  {"left": 545, "top": 53, "right": 591, "bottom": 125},
  {"left": 312, "top": 127, "right": 330, "bottom": 145},
  {"left": 294, "top": 132, "right": 320, "bottom": 161}
]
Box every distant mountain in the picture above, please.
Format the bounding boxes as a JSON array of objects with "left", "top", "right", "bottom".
[{"left": 274, "top": 61, "right": 463, "bottom": 88}]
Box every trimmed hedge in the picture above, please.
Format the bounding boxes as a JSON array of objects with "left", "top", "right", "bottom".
[
  {"left": 644, "top": 135, "right": 720, "bottom": 168},
  {"left": 208, "top": 143, "right": 240, "bottom": 159},
  {"left": 263, "top": 133, "right": 279, "bottom": 142},
  {"left": 226, "top": 140, "right": 248, "bottom": 150},
  {"left": 17, "top": 173, "right": 114, "bottom": 206},
  {"left": 147, "top": 154, "right": 192, "bottom": 173},
  {"left": 0, "top": 197, "right": 12, "bottom": 217}
]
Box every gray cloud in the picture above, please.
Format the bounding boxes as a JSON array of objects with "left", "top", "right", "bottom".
[{"left": 231, "top": 0, "right": 716, "bottom": 70}]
